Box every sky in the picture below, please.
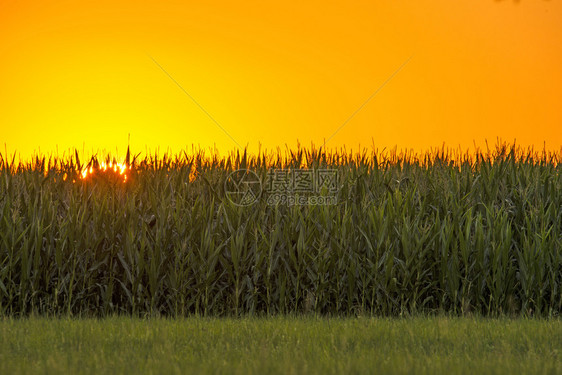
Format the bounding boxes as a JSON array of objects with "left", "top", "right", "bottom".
[{"left": 1, "top": 0, "right": 561, "bottom": 158}]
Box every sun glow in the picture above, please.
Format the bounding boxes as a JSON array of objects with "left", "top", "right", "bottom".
[
  {"left": 2, "top": 1, "right": 562, "bottom": 158},
  {"left": 78, "top": 160, "right": 129, "bottom": 182}
]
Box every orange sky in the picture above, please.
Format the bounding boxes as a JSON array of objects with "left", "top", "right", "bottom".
[{"left": 1, "top": 0, "right": 561, "bottom": 158}]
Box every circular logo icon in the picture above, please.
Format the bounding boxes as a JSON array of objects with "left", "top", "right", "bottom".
[{"left": 224, "top": 169, "right": 262, "bottom": 206}]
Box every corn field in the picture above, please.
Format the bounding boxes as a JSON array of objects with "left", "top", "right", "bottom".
[{"left": 0, "top": 143, "right": 560, "bottom": 317}]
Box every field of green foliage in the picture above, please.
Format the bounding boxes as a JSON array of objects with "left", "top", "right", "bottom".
[{"left": 0, "top": 143, "right": 560, "bottom": 316}]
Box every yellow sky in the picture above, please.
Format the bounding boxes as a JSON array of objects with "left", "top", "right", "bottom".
[{"left": 1, "top": 0, "right": 561, "bottom": 158}]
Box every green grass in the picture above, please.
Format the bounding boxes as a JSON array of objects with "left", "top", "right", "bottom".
[{"left": 0, "top": 316, "right": 560, "bottom": 374}]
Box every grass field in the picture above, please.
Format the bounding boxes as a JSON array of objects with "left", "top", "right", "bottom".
[
  {"left": 0, "top": 143, "right": 561, "bottom": 316},
  {"left": 0, "top": 316, "right": 560, "bottom": 375}
]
